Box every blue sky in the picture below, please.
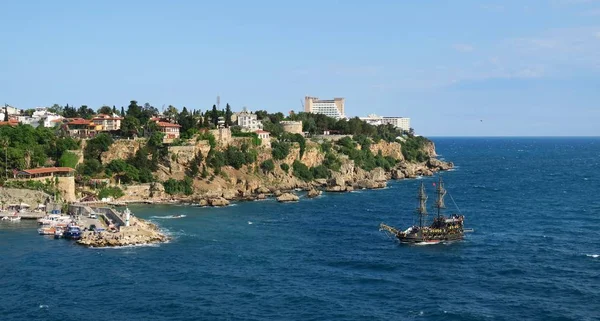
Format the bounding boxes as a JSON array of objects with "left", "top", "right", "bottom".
[{"left": 1, "top": 0, "right": 599, "bottom": 136}]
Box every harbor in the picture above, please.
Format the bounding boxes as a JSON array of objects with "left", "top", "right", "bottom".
[{"left": 19, "top": 203, "right": 169, "bottom": 247}]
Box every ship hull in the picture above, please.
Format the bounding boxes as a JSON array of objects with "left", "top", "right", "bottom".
[{"left": 398, "top": 232, "right": 464, "bottom": 244}]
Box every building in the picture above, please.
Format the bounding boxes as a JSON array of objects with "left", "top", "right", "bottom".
[
  {"left": 15, "top": 108, "right": 64, "bottom": 128},
  {"left": 236, "top": 107, "right": 262, "bottom": 131},
  {"left": 359, "top": 114, "right": 411, "bottom": 131},
  {"left": 0, "top": 119, "right": 18, "bottom": 127},
  {"left": 16, "top": 167, "right": 75, "bottom": 180},
  {"left": 255, "top": 130, "right": 271, "bottom": 148},
  {"left": 304, "top": 96, "right": 345, "bottom": 119},
  {"left": 92, "top": 114, "right": 123, "bottom": 131},
  {"left": 280, "top": 121, "right": 303, "bottom": 135},
  {"left": 156, "top": 121, "right": 181, "bottom": 139},
  {"left": 64, "top": 118, "right": 96, "bottom": 138}
]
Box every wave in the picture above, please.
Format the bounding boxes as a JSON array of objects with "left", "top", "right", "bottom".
[
  {"left": 586, "top": 254, "right": 599, "bottom": 258},
  {"left": 90, "top": 242, "right": 165, "bottom": 249},
  {"left": 150, "top": 215, "right": 186, "bottom": 219}
]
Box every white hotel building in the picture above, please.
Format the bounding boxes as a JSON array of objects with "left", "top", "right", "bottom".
[
  {"left": 360, "top": 114, "right": 411, "bottom": 131},
  {"left": 304, "top": 96, "right": 345, "bottom": 120}
]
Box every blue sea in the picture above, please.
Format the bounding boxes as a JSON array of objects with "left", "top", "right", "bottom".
[{"left": 1, "top": 138, "right": 599, "bottom": 321}]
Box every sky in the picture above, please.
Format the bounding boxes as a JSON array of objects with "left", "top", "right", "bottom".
[{"left": 0, "top": 0, "right": 599, "bottom": 136}]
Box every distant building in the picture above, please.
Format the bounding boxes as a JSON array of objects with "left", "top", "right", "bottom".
[
  {"left": 304, "top": 96, "right": 345, "bottom": 119},
  {"left": 0, "top": 119, "right": 18, "bottom": 127},
  {"left": 64, "top": 118, "right": 96, "bottom": 138},
  {"left": 156, "top": 121, "right": 181, "bottom": 139},
  {"left": 359, "top": 114, "right": 411, "bottom": 131},
  {"left": 280, "top": 120, "right": 303, "bottom": 135},
  {"left": 236, "top": 107, "right": 262, "bottom": 131},
  {"left": 16, "top": 167, "right": 75, "bottom": 180},
  {"left": 92, "top": 114, "right": 123, "bottom": 131},
  {"left": 15, "top": 107, "right": 64, "bottom": 128},
  {"left": 255, "top": 130, "right": 271, "bottom": 148}
]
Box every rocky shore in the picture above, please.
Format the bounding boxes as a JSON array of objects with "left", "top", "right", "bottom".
[{"left": 77, "top": 216, "right": 169, "bottom": 248}]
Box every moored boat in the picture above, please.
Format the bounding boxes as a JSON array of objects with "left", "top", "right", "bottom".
[
  {"left": 64, "top": 224, "right": 82, "bottom": 240},
  {"left": 38, "top": 225, "right": 56, "bottom": 235}
]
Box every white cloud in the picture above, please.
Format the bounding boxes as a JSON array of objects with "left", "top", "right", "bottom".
[
  {"left": 452, "top": 44, "right": 474, "bottom": 52},
  {"left": 596, "top": 31, "right": 600, "bottom": 38}
]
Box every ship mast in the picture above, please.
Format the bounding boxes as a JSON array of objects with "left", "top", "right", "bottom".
[
  {"left": 416, "top": 182, "right": 428, "bottom": 228},
  {"left": 435, "top": 177, "right": 446, "bottom": 219}
]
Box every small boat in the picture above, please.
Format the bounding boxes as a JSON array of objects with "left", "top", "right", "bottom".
[
  {"left": 380, "top": 177, "right": 470, "bottom": 245},
  {"left": 38, "top": 225, "right": 56, "bottom": 235},
  {"left": 8, "top": 216, "right": 21, "bottom": 222},
  {"left": 172, "top": 215, "right": 184, "bottom": 219},
  {"left": 63, "top": 224, "right": 82, "bottom": 240},
  {"left": 54, "top": 227, "right": 64, "bottom": 239},
  {"left": 1, "top": 216, "right": 9, "bottom": 221}
]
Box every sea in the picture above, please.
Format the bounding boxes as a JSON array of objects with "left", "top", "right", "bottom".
[{"left": 0, "top": 137, "right": 599, "bottom": 321}]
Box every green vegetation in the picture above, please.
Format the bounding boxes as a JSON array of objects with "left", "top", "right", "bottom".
[
  {"left": 3, "top": 179, "right": 59, "bottom": 195},
  {"left": 98, "top": 186, "right": 124, "bottom": 199},
  {"left": 311, "top": 165, "right": 330, "bottom": 179},
  {"left": 260, "top": 159, "right": 275, "bottom": 173},
  {"left": 162, "top": 177, "right": 193, "bottom": 195},
  {"left": 280, "top": 163, "right": 289, "bottom": 173},
  {"left": 271, "top": 141, "right": 290, "bottom": 160},
  {"left": 58, "top": 151, "right": 79, "bottom": 169},
  {"left": 292, "top": 160, "right": 313, "bottom": 181},
  {"left": 401, "top": 136, "right": 430, "bottom": 162}
]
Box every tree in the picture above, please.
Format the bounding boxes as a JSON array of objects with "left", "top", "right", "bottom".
[
  {"left": 48, "top": 104, "right": 63, "bottom": 115},
  {"left": 292, "top": 160, "right": 313, "bottom": 181},
  {"left": 164, "top": 105, "right": 179, "bottom": 120},
  {"left": 202, "top": 112, "right": 210, "bottom": 128},
  {"left": 260, "top": 159, "right": 275, "bottom": 173},
  {"left": 225, "top": 103, "right": 233, "bottom": 127},
  {"left": 120, "top": 106, "right": 125, "bottom": 117},
  {"left": 271, "top": 141, "right": 290, "bottom": 160},
  {"left": 112, "top": 105, "right": 117, "bottom": 115},
  {"left": 3, "top": 105, "right": 8, "bottom": 121},
  {"left": 126, "top": 100, "right": 141, "bottom": 119},
  {"left": 97, "top": 106, "right": 113, "bottom": 115},
  {"left": 255, "top": 110, "right": 268, "bottom": 120},
  {"left": 211, "top": 105, "right": 219, "bottom": 126},
  {"left": 84, "top": 133, "right": 113, "bottom": 160},
  {"left": 120, "top": 116, "right": 141, "bottom": 138},
  {"left": 58, "top": 151, "right": 79, "bottom": 169},
  {"left": 201, "top": 164, "right": 208, "bottom": 178},
  {"left": 77, "top": 105, "right": 94, "bottom": 119}
]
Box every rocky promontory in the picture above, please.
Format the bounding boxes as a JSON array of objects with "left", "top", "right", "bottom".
[{"left": 77, "top": 216, "right": 169, "bottom": 248}]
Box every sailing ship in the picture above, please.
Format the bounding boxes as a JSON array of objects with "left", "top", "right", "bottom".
[{"left": 380, "top": 177, "right": 469, "bottom": 244}]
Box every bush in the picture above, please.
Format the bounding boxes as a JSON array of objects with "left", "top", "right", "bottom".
[
  {"left": 323, "top": 153, "right": 341, "bottom": 172},
  {"left": 98, "top": 186, "right": 124, "bottom": 199},
  {"left": 311, "top": 165, "right": 330, "bottom": 179},
  {"left": 271, "top": 141, "right": 290, "bottom": 160},
  {"left": 292, "top": 160, "right": 313, "bottom": 181},
  {"left": 280, "top": 163, "right": 289, "bottom": 173},
  {"left": 162, "top": 177, "right": 194, "bottom": 195},
  {"left": 260, "top": 159, "right": 275, "bottom": 173}
]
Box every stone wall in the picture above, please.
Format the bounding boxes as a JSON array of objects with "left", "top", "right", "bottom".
[
  {"left": 209, "top": 127, "right": 232, "bottom": 147},
  {"left": 281, "top": 121, "right": 303, "bottom": 134},
  {"left": 57, "top": 176, "right": 76, "bottom": 202}
]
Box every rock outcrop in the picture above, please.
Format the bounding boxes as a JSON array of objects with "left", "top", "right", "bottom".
[
  {"left": 307, "top": 188, "right": 322, "bottom": 198},
  {"left": 77, "top": 217, "right": 169, "bottom": 248},
  {"left": 277, "top": 193, "right": 299, "bottom": 202},
  {"left": 208, "top": 197, "right": 230, "bottom": 207}
]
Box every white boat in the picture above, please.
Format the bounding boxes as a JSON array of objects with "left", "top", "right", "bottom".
[
  {"left": 37, "top": 214, "right": 72, "bottom": 226},
  {"left": 1, "top": 216, "right": 9, "bottom": 221},
  {"left": 8, "top": 216, "right": 21, "bottom": 222},
  {"left": 38, "top": 225, "right": 56, "bottom": 235}
]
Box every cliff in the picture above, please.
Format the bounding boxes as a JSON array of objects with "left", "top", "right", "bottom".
[{"left": 95, "top": 134, "right": 452, "bottom": 204}]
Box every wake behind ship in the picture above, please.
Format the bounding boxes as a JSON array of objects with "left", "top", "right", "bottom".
[{"left": 380, "top": 177, "right": 469, "bottom": 244}]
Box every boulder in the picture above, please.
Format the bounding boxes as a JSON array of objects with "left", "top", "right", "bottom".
[
  {"left": 222, "top": 189, "right": 237, "bottom": 200},
  {"left": 273, "top": 190, "right": 283, "bottom": 197},
  {"left": 307, "top": 189, "right": 322, "bottom": 198},
  {"left": 277, "top": 193, "right": 299, "bottom": 202},
  {"left": 391, "top": 169, "right": 405, "bottom": 180},
  {"left": 198, "top": 199, "right": 208, "bottom": 207},
  {"left": 257, "top": 186, "right": 270, "bottom": 194},
  {"left": 209, "top": 197, "right": 230, "bottom": 207},
  {"left": 256, "top": 193, "right": 266, "bottom": 200}
]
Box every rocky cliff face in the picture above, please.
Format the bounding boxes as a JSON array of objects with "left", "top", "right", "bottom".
[
  {"left": 101, "top": 139, "right": 145, "bottom": 164},
  {"left": 99, "top": 136, "right": 452, "bottom": 205}
]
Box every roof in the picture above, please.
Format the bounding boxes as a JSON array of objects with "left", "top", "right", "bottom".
[
  {"left": 0, "top": 120, "right": 18, "bottom": 127},
  {"left": 156, "top": 121, "right": 181, "bottom": 128},
  {"left": 92, "top": 114, "right": 123, "bottom": 120},
  {"left": 67, "top": 118, "right": 93, "bottom": 125},
  {"left": 18, "top": 167, "right": 75, "bottom": 175},
  {"left": 255, "top": 130, "right": 270, "bottom": 134}
]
